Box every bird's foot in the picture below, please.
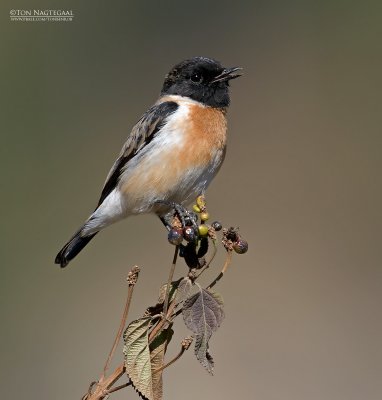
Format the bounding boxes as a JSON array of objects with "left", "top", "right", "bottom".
[{"left": 157, "top": 201, "right": 198, "bottom": 231}]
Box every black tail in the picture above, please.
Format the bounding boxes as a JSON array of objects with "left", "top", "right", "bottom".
[{"left": 55, "top": 229, "right": 98, "bottom": 268}]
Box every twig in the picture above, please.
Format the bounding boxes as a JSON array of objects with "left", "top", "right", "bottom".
[
  {"left": 101, "top": 266, "right": 140, "bottom": 379},
  {"left": 170, "top": 240, "right": 223, "bottom": 319},
  {"left": 84, "top": 364, "right": 125, "bottom": 400},
  {"left": 163, "top": 246, "right": 179, "bottom": 317},
  {"left": 107, "top": 380, "right": 132, "bottom": 394},
  {"left": 194, "top": 239, "right": 217, "bottom": 279},
  {"left": 152, "top": 337, "right": 193, "bottom": 373},
  {"left": 149, "top": 298, "right": 177, "bottom": 344},
  {"left": 83, "top": 267, "right": 140, "bottom": 399},
  {"left": 207, "top": 250, "right": 233, "bottom": 290}
]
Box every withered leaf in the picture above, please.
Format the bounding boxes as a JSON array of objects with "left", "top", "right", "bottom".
[
  {"left": 123, "top": 317, "right": 153, "bottom": 399},
  {"left": 182, "top": 288, "right": 225, "bottom": 374},
  {"left": 174, "top": 277, "right": 193, "bottom": 305},
  {"left": 150, "top": 327, "right": 174, "bottom": 400},
  {"left": 157, "top": 278, "right": 182, "bottom": 305},
  {"left": 146, "top": 279, "right": 183, "bottom": 317}
]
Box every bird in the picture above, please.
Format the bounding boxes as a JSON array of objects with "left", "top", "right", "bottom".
[{"left": 55, "top": 56, "right": 242, "bottom": 267}]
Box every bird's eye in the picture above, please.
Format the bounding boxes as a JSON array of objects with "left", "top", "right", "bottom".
[{"left": 190, "top": 73, "right": 203, "bottom": 83}]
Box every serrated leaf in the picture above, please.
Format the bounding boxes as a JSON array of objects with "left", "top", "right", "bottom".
[
  {"left": 182, "top": 288, "right": 225, "bottom": 374},
  {"left": 150, "top": 327, "right": 174, "bottom": 400},
  {"left": 123, "top": 317, "right": 153, "bottom": 399},
  {"left": 123, "top": 318, "right": 174, "bottom": 400},
  {"left": 194, "top": 333, "right": 215, "bottom": 373}
]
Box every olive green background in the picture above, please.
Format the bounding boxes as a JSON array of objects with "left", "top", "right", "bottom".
[{"left": 1, "top": 1, "right": 381, "bottom": 399}]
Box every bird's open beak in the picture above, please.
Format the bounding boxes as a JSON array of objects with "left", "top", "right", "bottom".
[{"left": 210, "top": 67, "right": 243, "bottom": 84}]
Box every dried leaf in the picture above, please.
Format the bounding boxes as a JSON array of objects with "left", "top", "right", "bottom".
[
  {"left": 150, "top": 327, "right": 174, "bottom": 400},
  {"left": 174, "top": 277, "right": 193, "bottom": 304},
  {"left": 194, "top": 333, "right": 214, "bottom": 373},
  {"left": 182, "top": 288, "right": 225, "bottom": 374},
  {"left": 146, "top": 279, "right": 182, "bottom": 317},
  {"left": 157, "top": 279, "right": 182, "bottom": 304},
  {"left": 123, "top": 317, "right": 153, "bottom": 399},
  {"left": 123, "top": 318, "right": 174, "bottom": 400}
]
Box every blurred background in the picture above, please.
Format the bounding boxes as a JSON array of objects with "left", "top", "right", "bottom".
[{"left": 1, "top": 1, "right": 381, "bottom": 399}]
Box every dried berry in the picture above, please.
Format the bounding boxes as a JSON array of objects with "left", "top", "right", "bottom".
[
  {"left": 233, "top": 238, "right": 248, "bottom": 254},
  {"left": 211, "top": 221, "right": 222, "bottom": 231},
  {"left": 168, "top": 228, "right": 183, "bottom": 245},
  {"left": 183, "top": 226, "right": 197, "bottom": 242},
  {"left": 226, "top": 227, "right": 239, "bottom": 242}
]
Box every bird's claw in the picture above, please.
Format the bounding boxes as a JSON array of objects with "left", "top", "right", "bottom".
[{"left": 157, "top": 201, "right": 198, "bottom": 231}]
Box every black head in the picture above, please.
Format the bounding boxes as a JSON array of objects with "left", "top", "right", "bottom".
[{"left": 161, "top": 57, "right": 242, "bottom": 108}]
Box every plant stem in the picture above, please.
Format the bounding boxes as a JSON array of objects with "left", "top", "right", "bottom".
[
  {"left": 163, "top": 246, "right": 179, "bottom": 317},
  {"left": 107, "top": 380, "right": 132, "bottom": 394},
  {"left": 101, "top": 266, "right": 140, "bottom": 380},
  {"left": 207, "top": 250, "right": 233, "bottom": 290},
  {"left": 149, "top": 299, "right": 177, "bottom": 344},
  {"left": 84, "top": 364, "right": 125, "bottom": 400},
  {"left": 195, "top": 239, "right": 217, "bottom": 279},
  {"left": 152, "top": 346, "right": 185, "bottom": 373}
]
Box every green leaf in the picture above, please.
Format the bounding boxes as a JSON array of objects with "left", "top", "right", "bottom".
[{"left": 182, "top": 288, "right": 225, "bottom": 374}]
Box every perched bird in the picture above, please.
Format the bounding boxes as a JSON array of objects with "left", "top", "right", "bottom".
[{"left": 55, "top": 56, "right": 242, "bottom": 267}]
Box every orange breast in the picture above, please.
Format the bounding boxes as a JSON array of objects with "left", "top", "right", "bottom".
[{"left": 176, "top": 103, "right": 227, "bottom": 167}]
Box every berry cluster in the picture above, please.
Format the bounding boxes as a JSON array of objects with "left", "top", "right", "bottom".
[{"left": 167, "top": 196, "right": 248, "bottom": 255}]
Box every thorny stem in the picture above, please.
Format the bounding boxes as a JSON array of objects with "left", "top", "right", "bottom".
[
  {"left": 101, "top": 266, "right": 140, "bottom": 380},
  {"left": 207, "top": 250, "right": 233, "bottom": 290},
  {"left": 163, "top": 245, "right": 179, "bottom": 317}
]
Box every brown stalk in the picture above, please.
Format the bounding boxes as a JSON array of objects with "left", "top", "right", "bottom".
[
  {"left": 207, "top": 250, "right": 233, "bottom": 290},
  {"left": 163, "top": 245, "right": 179, "bottom": 317},
  {"left": 152, "top": 337, "right": 193, "bottom": 373},
  {"left": 82, "top": 364, "right": 125, "bottom": 400},
  {"left": 194, "top": 238, "right": 217, "bottom": 279},
  {"left": 83, "top": 266, "right": 140, "bottom": 400},
  {"left": 102, "top": 266, "right": 140, "bottom": 379}
]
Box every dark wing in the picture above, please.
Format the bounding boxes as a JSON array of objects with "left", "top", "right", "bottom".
[{"left": 97, "top": 101, "right": 179, "bottom": 207}]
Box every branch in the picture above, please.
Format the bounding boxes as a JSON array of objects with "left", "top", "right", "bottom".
[
  {"left": 207, "top": 250, "right": 233, "bottom": 290},
  {"left": 82, "top": 364, "right": 125, "bottom": 400},
  {"left": 102, "top": 266, "right": 140, "bottom": 378},
  {"left": 83, "top": 266, "right": 140, "bottom": 400},
  {"left": 163, "top": 246, "right": 179, "bottom": 316},
  {"left": 152, "top": 337, "right": 193, "bottom": 373}
]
